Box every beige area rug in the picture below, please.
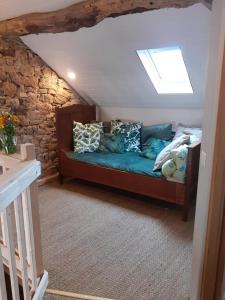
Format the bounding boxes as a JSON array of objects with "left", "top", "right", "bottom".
[
  {"left": 44, "top": 296, "right": 73, "bottom": 300},
  {"left": 39, "top": 181, "right": 194, "bottom": 300}
]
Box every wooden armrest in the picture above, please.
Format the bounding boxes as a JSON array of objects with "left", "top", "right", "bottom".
[
  {"left": 185, "top": 141, "right": 201, "bottom": 192},
  {"left": 58, "top": 148, "right": 70, "bottom": 154},
  {"left": 187, "top": 141, "right": 201, "bottom": 150},
  {"left": 59, "top": 149, "right": 67, "bottom": 153}
]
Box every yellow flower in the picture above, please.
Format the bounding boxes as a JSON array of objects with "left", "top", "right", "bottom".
[
  {"left": 0, "top": 113, "right": 19, "bottom": 129},
  {"left": 0, "top": 116, "right": 5, "bottom": 129},
  {"left": 11, "top": 115, "right": 19, "bottom": 123}
]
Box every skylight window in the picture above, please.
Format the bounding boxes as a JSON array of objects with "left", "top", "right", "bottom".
[{"left": 137, "top": 47, "right": 193, "bottom": 94}]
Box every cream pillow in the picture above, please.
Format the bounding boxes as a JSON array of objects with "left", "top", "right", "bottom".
[{"left": 153, "top": 134, "right": 190, "bottom": 171}]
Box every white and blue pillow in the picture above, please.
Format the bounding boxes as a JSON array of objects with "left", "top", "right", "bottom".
[
  {"left": 154, "top": 134, "right": 190, "bottom": 171},
  {"left": 161, "top": 144, "right": 189, "bottom": 183},
  {"left": 73, "top": 121, "right": 103, "bottom": 153},
  {"left": 111, "top": 120, "right": 142, "bottom": 152}
]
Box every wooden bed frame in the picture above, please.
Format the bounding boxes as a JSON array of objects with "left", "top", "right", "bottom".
[{"left": 56, "top": 104, "right": 201, "bottom": 221}]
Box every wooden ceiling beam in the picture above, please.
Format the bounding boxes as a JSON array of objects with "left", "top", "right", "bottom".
[
  {"left": 201, "top": 0, "right": 213, "bottom": 9},
  {"left": 0, "top": 0, "right": 202, "bottom": 37}
]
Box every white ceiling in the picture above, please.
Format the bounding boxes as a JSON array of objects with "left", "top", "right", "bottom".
[
  {"left": 0, "top": 0, "right": 81, "bottom": 21},
  {"left": 1, "top": 1, "right": 211, "bottom": 109}
]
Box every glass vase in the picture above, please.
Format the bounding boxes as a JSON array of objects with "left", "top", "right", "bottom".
[{"left": 0, "top": 133, "right": 17, "bottom": 154}]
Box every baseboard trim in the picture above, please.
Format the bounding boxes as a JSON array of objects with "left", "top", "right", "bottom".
[
  {"left": 45, "top": 288, "right": 115, "bottom": 300},
  {"left": 37, "top": 173, "right": 58, "bottom": 186}
]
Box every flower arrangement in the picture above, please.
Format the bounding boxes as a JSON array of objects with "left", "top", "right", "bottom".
[{"left": 0, "top": 112, "right": 19, "bottom": 154}]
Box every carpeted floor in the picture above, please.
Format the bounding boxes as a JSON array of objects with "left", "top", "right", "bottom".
[
  {"left": 44, "top": 296, "right": 72, "bottom": 300},
  {"left": 39, "top": 180, "right": 194, "bottom": 300}
]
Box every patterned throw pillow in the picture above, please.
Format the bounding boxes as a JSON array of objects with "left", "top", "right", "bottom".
[
  {"left": 161, "top": 145, "right": 188, "bottom": 183},
  {"left": 171, "top": 145, "right": 188, "bottom": 182},
  {"left": 140, "top": 137, "right": 170, "bottom": 160},
  {"left": 91, "top": 121, "right": 111, "bottom": 133},
  {"left": 73, "top": 121, "right": 103, "bottom": 153},
  {"left": 153, "top": 134, "right": 190, "bottom": 171},
  {"left": 162, "top": 159, "right": 177, "bottom": 177},
  {"left": 111, "top": 120, "right": 141, "bottom": 152},
  {"left": 98, "top": 133, "right": 126, "bottom": 153}
]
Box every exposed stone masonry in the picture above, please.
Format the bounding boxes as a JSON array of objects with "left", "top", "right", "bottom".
[{"left": 0, "top": 37, "right": 85, "bottom": 176}]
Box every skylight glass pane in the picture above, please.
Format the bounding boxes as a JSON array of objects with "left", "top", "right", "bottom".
[{"left": 137, "top": 47, "right": 193, "bottom": 94}]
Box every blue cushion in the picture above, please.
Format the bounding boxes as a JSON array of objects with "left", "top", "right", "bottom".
[
  {"left": 140, "top": 137, "right": 170, "bottom": 160},
  {"left": 98, "top": 133, "right": 126, "bottom": 153},
  {"left": 141, "top": 123, "right": 173, "bottom": 145}
]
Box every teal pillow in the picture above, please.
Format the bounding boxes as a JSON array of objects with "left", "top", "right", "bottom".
[
  {"left": 140, "top": 137, "right": 170, "bottom": 160},
  {"left": 141, "top": 123, "right": 173, "bottom": 145},
  {"left": 98, "top": 133, "right": 126, "bottom": 153}
]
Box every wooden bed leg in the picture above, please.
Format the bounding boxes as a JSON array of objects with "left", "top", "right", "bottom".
[{"left": 59, "top": 174, "right": 64, "bottom": 185}]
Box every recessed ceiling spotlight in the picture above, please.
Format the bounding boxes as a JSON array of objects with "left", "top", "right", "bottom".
[{"left": 67, "top": 72, "right": 76, "bottom": 80}]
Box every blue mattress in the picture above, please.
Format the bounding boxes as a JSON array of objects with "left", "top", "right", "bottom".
[{"left": 66, "top": 152, "right": 162, "bottom": 178}]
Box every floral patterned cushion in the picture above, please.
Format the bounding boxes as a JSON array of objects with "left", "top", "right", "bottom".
[
  {"left": 162, "top": 159, "right": 177, "bottom": 177},
  {"left": 140, "top": 137, "right": 170, "bottom": 160},
  {"left": 73, "top": 121, "right": 103, "bottom": 153},
  {"left": 171, "top": 145, "right": 188, "bottom": 182},
  {"left": 161, "top": 144, "right": 188, "bottom": 183},
  {"left": 153, "top": 134, "right": 190, "bottom": 171},
  {"left": 111, "top": 120, "right": 141, "bottom": 152}
]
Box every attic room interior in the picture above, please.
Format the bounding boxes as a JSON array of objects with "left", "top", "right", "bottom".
[{"left": 0, "top": 0, "right": 225, "bottom": 300}]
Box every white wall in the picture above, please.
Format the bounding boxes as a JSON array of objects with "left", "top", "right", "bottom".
[
  {"left": 191, "top": 0, "right": 225, "bottom": 299},
  {"left": 100, "top": 106, "right": 203, "bottom": 126}
]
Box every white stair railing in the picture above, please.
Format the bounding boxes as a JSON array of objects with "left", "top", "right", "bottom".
[{"left": 0, "top": 144, "right": 48, "bottom": 299}]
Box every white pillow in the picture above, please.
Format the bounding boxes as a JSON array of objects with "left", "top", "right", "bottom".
[
  {"left": 174, "top": 124, "right": 202, "bottom": 143},
  {"left": 153, "top": 134, "right": 190, "bottom": 171}
]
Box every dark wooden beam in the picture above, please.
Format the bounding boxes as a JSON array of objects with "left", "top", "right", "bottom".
[{"left": 0, "top": 0, "right": 201, "bottom": 37}]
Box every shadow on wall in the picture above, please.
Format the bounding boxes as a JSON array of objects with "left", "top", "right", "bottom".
[{"left": 100, "top": 107, "right": 203, "bottom": 127}]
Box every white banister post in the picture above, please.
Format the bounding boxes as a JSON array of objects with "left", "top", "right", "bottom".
[
  {"left": 3, "top": 207, "right": 20, "bottom": 300},
  {"left": 22, "top": 188, "right": 38, "bottom": 292},
  {"left": 1, "top": 166, "right": 7, "bottom": 245},
  {"left": 0, "top": 143, "right": 47, "bottom": 299},
  {"left": 20, "top": 144, "right": 44, "bottom": 278},
  {"left": 14, "top": 195, "right": 30, "bottom": 300},
  {"left": 0, "top": 246, "right": 7, "bottom": 300}
]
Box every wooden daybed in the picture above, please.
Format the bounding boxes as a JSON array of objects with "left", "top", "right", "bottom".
[{"left": 56, "top": 104, "right": 201, "bottom": 221}]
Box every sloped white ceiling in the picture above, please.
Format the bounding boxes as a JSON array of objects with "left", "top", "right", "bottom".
[
  {"left": 0, "top": 0, "right": 81, "bottom": 21},
  {"left": 1, "top": 1, "right": 211, "bottom": 109}
]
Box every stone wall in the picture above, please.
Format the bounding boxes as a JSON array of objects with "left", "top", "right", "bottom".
[{"left": 0, "top": 37, "right": 85, "bottom": 176}]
